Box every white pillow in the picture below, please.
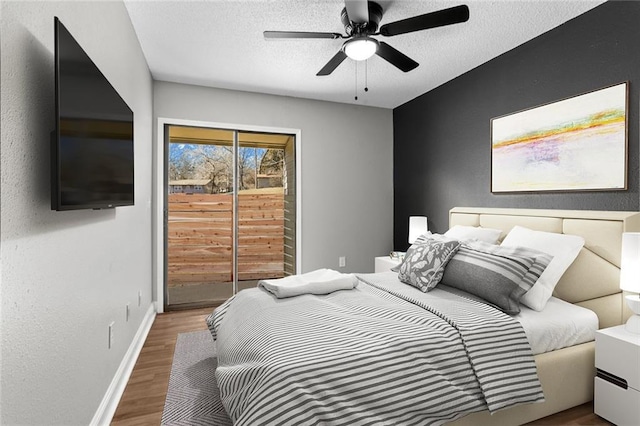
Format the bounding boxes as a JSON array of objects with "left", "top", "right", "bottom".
[
  {"left": 501, "top": 226, "right": 585, "bottom": 311},
  {"left": 444, "top": 225, "right": 502, "bottom": 244}
]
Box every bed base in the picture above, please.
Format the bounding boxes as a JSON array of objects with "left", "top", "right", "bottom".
[{"left": 450, "top": 342, "right": 594, "bottom": 425}]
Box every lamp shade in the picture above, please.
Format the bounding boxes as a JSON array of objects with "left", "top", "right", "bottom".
[
  {"left": 343, "top": 37, "right": 378, "bottom": 61},
  {"left": 408, "top": 216, "right": 428, "bottom": 244},
  {"left": 620, "top": 232, "right": 640, "bottom": 293}
]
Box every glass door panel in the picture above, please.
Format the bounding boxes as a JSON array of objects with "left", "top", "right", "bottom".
[
  {"left": 166, "top": 126, "right": 235, "bottom": 307},
  {"left": 236, "top": 132, "right": 292, "bottom": 291}
]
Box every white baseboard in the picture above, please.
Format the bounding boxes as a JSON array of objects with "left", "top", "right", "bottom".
[{"left": 90, "top": 302, "right": 157, "bottom": 426}]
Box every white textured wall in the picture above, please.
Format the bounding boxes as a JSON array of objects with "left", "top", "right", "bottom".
[
  {"left": 154, "top": 82, "right": 394, "bottom": 280},
  {"left": 1, "top": 1, "right": 153, "bottom": 424}
]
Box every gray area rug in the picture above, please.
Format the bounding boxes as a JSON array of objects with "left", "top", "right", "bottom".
[{"left": 161, "top": 330, "right": 232, "bottom": 425}]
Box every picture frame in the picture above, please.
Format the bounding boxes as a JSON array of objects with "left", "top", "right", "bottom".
[{"left": 491, "top": 82, "right": 628, "bottom": 193}]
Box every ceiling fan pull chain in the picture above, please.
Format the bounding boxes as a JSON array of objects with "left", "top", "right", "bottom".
[
  {"left": 354, "top": 62, "right": 358, "bottom": 101},
  {"left": 365, "top": 60, "right": 369, "bottom": 93}
]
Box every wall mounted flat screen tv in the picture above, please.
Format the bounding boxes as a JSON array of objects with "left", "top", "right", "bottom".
[{"left": 52, "top": 17, "right": 134, "bottom": 211}]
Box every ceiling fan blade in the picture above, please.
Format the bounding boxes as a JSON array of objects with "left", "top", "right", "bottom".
[
  {"left": 375, "top": 42, "right": 419, "bottom": 72},
  {"left": 379, "top": 4, "right": 469, "bottom": 37},
  {"left": 316, "top": 50, "right": 348, "bottom": 76},
  {"left": 264, "top": 31, "right": 343, "bottom": 40},
  {"left": 345, "top": 0, "right": 369, "bottom": 24}
]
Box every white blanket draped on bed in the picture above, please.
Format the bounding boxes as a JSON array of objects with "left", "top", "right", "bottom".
[{"left": 207, "top": 273, "right": 544, "bottom": 426}]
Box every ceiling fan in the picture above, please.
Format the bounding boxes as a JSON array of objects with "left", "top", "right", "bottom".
[{"left": 264, "top": 0, "right": 470, "bottom": 76}]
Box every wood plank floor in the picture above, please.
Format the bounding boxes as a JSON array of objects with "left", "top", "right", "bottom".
[
  {"left": 111, "top": 308, "right": 613, "bottom": 425},
  {"left": 111, "top": 307, "right": 213, "bottom": 425}
]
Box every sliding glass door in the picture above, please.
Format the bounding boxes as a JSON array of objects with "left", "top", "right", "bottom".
[{"left": 164, "top": 125, "right": 296, "bottom": 309}]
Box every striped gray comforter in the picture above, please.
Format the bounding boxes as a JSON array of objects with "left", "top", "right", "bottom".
[{"left": 207, "top": 272, "right": 544, "bottom": 425}]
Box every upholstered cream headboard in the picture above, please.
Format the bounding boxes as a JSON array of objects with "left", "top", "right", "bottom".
[{"left": 449, "top": 207, "right": 640, "bottom": 329}]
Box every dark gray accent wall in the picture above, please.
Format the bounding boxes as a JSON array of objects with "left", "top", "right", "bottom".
[{"left": 393, "top": 0, "right": 640, "bottom": 249}]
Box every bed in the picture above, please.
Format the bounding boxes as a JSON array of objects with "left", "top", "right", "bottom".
[
  {"left": 208, "top": 207, "right": 640, "bottom": 425},
  {"left": 446, "top": 207, "right": 640, "bottom": 425}
]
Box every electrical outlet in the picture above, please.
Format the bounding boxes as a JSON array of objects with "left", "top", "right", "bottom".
[
  {"left": 339, "top": 256, "right": 346, "bottom": 268},
  {"left": 108, "top": 322, "right": 115, "bottom": 349},
  {"left": 126, "top": 304, "right": 130, "bottom": 322},
  {"left": 138, "top": 290, "right": 142, "bottom": 307}
]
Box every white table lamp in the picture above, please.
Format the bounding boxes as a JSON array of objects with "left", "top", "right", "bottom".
[
  {"left": 408, "top": 216, "right": 428, "bottom": 244},
  {"left": 620, "top": 232, "right": 640, "bottom": 333}
]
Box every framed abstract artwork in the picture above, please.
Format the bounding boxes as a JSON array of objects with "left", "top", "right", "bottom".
[{"left": 491, "top": 82, "right": 628, "bottom": 193}]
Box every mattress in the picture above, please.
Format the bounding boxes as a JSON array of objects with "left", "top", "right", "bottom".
[{"left": 515, "top": 296, "right": 599, "bottom": 355}]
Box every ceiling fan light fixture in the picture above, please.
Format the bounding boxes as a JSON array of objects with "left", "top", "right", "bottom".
[{"left": 343, "top": 37, "right": 378, "bottom": 61}]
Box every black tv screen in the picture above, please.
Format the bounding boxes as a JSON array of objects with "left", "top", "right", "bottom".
[{"left": 52, "top": 17, "right": 134, "bottom": 211}]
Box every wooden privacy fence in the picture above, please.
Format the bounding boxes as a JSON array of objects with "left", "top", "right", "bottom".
[{"left": 167, "top": 193, "right": 285, "bottom": 288}]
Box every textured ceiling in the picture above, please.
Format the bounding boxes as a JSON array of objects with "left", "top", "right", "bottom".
[{"left": 124, "top": 0, "right": 605, "bottom": 109}]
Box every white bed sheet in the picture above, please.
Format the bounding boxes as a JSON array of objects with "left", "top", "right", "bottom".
[{"left": 514, "top": 296, "right": 598, "bottom": 355}]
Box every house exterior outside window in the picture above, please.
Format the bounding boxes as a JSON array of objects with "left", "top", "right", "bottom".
[{"left": 169, "top": 180, "right": 212, "bottom": 194}]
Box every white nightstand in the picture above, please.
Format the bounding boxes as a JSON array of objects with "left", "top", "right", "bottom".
[
  {"left": 374, "top": 256, "right": 402, "bottom": 273},
  {"left": 594, "top": 325, "right": 640, "bottom": 425}
]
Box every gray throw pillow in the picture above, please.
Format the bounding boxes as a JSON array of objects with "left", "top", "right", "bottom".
[
  {"left": 397, "top": 235, "right": 461, "bottom": 292},
  {"left": 440, "top": 240, "right": 550, "bottom": 314}
]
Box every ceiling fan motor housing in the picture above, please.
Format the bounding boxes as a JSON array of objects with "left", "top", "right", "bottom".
[{"left": 341, "top": 1, "right": 383, "bottom": 36}]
